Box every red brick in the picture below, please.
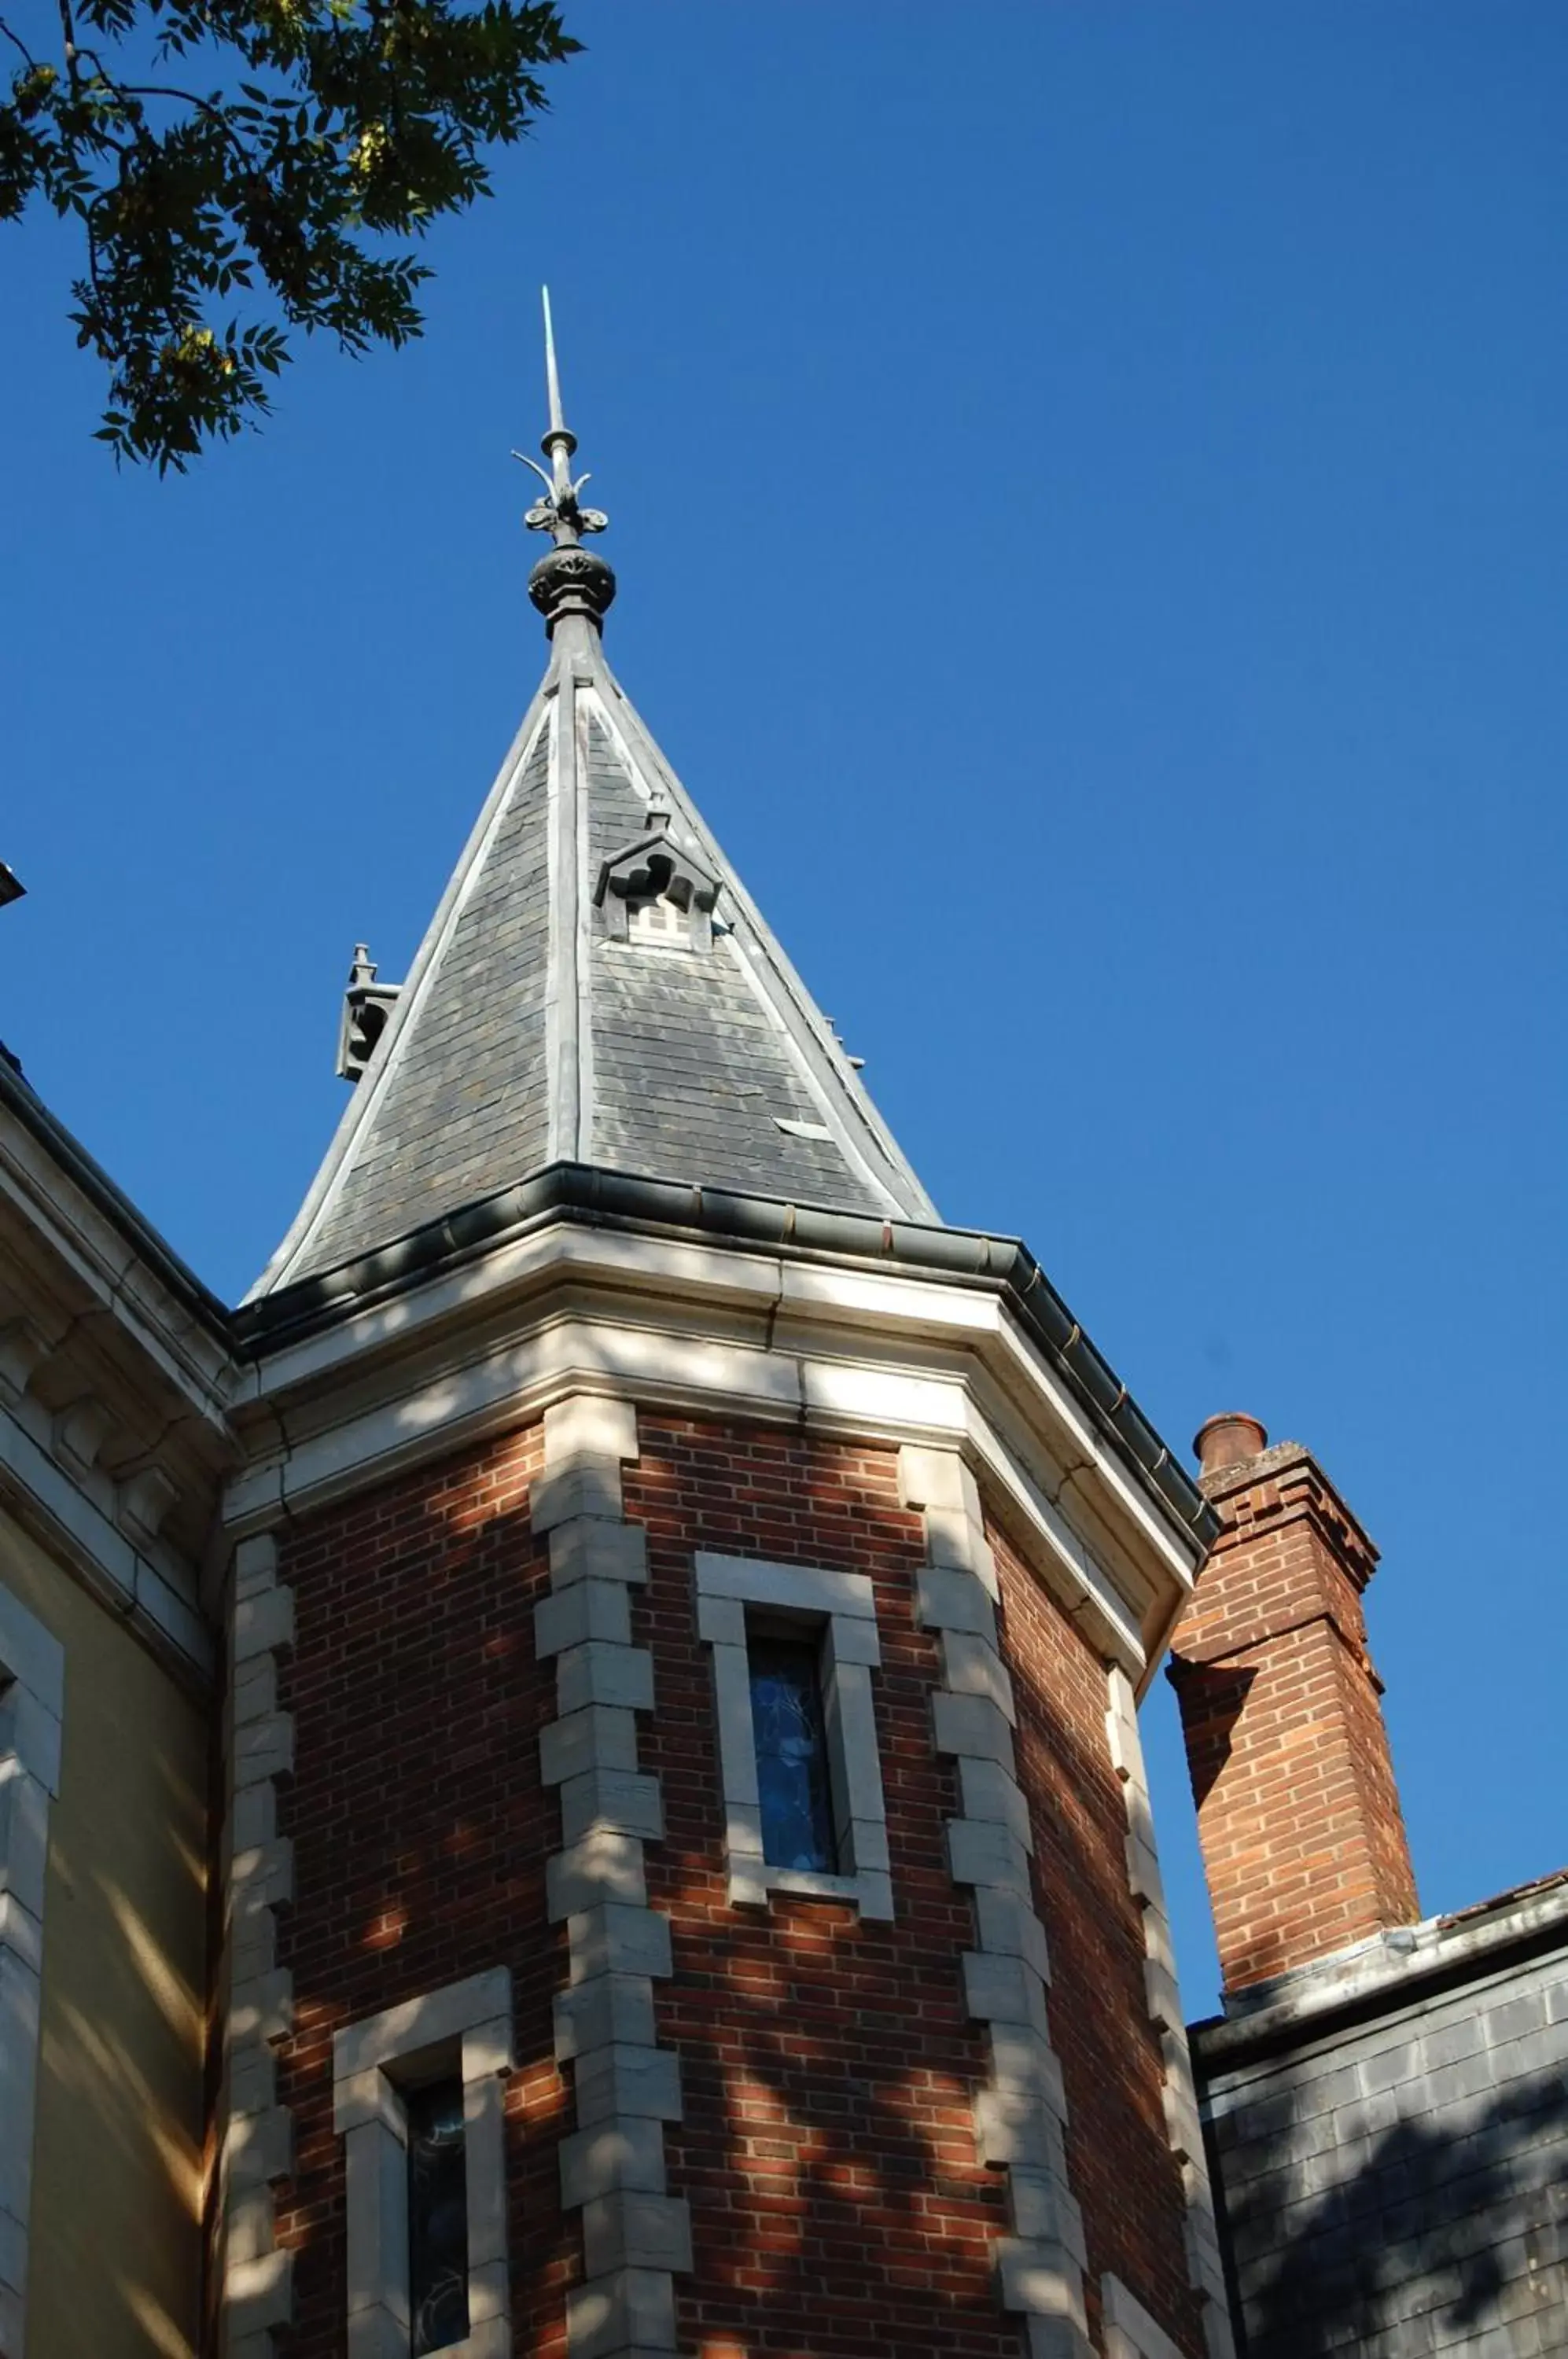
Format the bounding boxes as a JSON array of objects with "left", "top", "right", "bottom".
[
  {"left": 266, "top": 1409, "right": 1202, "bottom": 2357},
  {"left": 1169, "top": 1446, "right": 1417, "bottom": 1993}
]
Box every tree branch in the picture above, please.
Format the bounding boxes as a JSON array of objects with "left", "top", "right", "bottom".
[
  {"left": 54, "top": 0, "right": 83, "bottom": 90},
  {"left": 0, "top": 14, "right": 42, "bottom": 68}
]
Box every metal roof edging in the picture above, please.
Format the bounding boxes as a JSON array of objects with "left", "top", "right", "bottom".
[
  {"left": 0, "top": 1055, "right": 230, "bottom": 1338},
  {"left": 229, "top": 1160, "right": 1219, "bottom": 1554}
]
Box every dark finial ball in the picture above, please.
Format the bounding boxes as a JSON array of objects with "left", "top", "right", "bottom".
[{"left": 528, "top": 545, "right": 617, "bottom": 634}]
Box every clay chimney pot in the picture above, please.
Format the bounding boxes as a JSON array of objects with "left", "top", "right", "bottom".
[{"left": 1194, "top": 1411, "right": 1268, "bottom": 1474}]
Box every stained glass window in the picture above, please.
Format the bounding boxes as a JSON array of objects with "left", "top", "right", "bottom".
[
  {"left": 749, "top": 1634, "right": 837, "bottom": 1873},
  {"left": 406, "top": 2077, "right": 469, "bottom": 2356}
]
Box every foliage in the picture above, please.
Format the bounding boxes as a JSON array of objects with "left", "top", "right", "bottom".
[{"left": 0, "top": 0, "right": 576, "bottom": 466}]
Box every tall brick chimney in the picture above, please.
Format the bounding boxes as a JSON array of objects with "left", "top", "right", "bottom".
[{"left": 1169, "top": 1415, "right": 1419, "bottom": 1996}]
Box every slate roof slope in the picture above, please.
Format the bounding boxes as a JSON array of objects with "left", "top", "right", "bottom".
[{"left": 251, "top": 617, "right": 937, "bottom": 1296}]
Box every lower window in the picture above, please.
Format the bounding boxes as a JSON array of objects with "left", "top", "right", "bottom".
[
  {"left": 332, "top": 1967, "right": 513, "bottom": 2359},
  {"left": 407, "top": 2077, "right": 470, "bottom": 2354}
]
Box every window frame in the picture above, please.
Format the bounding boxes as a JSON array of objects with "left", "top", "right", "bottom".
[
  {"left": 332, "top": 1967, "right": 513, "bottom": 2359},
  {"left": 694, "top": 1551, "right": 893, "bottom": 1921},
  {"left": 624, "top": 892, "right": 691, "bottom": 949}
]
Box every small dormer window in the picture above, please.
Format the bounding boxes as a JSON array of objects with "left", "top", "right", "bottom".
[
  {"left": 596, "top": 810, "right": 721, "bottom": 951},
  {"left": 627, "top": 892, "right": 686, "bottom": 947}
]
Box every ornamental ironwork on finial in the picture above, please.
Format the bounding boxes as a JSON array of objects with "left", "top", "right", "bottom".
[{"left": 514, "top": 286, "right": 617, "bottom": 636}]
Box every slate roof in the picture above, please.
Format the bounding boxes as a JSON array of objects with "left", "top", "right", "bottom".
[{"left": 252, "top": 614, "right": 937, "bottom": 1295}]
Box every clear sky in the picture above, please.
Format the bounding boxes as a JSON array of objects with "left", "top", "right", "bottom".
[{"left": 3, "top": 2, "right": 1563, "bottom": 2012}]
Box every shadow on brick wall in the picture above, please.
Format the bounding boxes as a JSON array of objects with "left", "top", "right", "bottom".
[{"left": 1165, "top": 1655, "right": 1256, "bottom": 1810}]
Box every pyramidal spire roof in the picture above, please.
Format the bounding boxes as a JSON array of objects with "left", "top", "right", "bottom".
[{"left": 252, "top": 298, "right": 937, "bottom": 1298}]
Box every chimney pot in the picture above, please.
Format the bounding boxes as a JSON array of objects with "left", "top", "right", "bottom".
[{"left": 1194, "top": 1411, "right": 1268, "bottom": 1474}]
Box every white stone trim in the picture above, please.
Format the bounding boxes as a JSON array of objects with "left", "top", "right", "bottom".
[
  {"left": 0, "top": 1581, "right": 63, "bottom": 2359},
  {"left": 1102, "top": 2272, "right": 1191, "bottom": 2359},
  {"left": 0, "top": 1106, "right": 234, "bottom": 1426},
  {"left": 898, "top": 1444, "right": 1095, "bottom": 2359},
  {"left": 226, "top": 1224, "right": 1205, "bottom": 1682},
  {"left": 220, "top": 1533, "right": 296, "bottom": 2359},
  {"left": 0, "top": 1093, "right": 231, "bottom": 1681},
  {"left": 330, "top": 1968, "right": 514, "bottom": 2359},
  {"left": 693, "top": 1551, "right": 893, "bottom": 1920},
  {"left": 1, "top": 1400, "right": 213, "bottom": 1680},
  {"left": 1105, "top": 1667, "right": 1236, "bottom": 2359},
  {"left": 534, "top": 1397, "right": 690, "bottom": 2359}
]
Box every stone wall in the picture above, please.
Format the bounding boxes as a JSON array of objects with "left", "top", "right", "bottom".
[{"left": 1193, "top": 1878, "right": 1568, "bottom": 2359}]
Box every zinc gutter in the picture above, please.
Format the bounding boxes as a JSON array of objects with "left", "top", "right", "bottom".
[
  {"left": 230, "top": 1159, "right": 1219, "bottom": 1555},
  {"left": 0, "top": 1054, "right": 230, "bottom": 1338}
]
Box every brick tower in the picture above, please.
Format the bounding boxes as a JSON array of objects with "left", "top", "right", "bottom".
[{"left": 215, "top": 308, "right": 1233, "bottom": 2359}]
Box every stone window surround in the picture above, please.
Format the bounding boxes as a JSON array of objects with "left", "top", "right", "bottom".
[
  {"left": 1102, "top": 2272, "right": 1192, "bottom": 2359},
  {"left": 331, "top": 1967, "right": 514, "bottom": 2359},
  {"left": 1105, "top": 1665, "right": 1236, "bottom": 2359},
  {"left": 0, "top": 1579, "right": 64, "bottom": 2359},
  {"left": 694, "top": 1551, "right": 893, "bottom": 1921},
  {"left": 896, "top": 1442, "right": 1095, "bottom": 2359}
]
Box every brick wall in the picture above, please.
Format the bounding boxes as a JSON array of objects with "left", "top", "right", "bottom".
[
  {"left": 265, "top": 1406, "right": 1202, "bottom": 2357},
  {"left": 271, "top": 1420, "right": 577, "bottom": 2358},
  {"left": 989, "top": 1522, "right": 1205, "bottom": 2357},
  {"left": 1169, "top": 1441, "right": 1418, "bottom": 1994},
  {"left": 630, "top": 1416, "right": 1022, "bottom": 2359}
]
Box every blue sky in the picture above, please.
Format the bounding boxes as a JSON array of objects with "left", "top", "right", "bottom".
[{"left": 3, "top": 2, "right": 1563, "bottom": 2011}]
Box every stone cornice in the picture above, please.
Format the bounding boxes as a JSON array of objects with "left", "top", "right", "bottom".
[
  {"left": 0, "top": 1076, "right": 235, "bottom": 1679},
  {"left": 232, "top": 1166, "right": 1216, "bottom": 1551},
  {"left": 0, "top": 1073, "right": 1210, "bottom": 1695},
  {"left": 224, "top": 1215, "right": 1206, "bottom": 1687},
  {"left": 0, "top": 1058, "right": 229, "bottom": 1374}
]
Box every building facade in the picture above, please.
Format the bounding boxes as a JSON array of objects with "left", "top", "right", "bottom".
[
  {"left": 0, "top": 1069, "right": 230, "bottom": 2357},
  {"left": 0, "top": 352, "right": 1561, "bottom": 2359}
]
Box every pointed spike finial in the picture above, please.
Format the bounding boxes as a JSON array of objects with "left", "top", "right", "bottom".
[
  {"left": 539, "top": 285, "right": 575, "bottom": 499},
  {"left": 543, "top": 285, "right": 567, "bottom": 443},
  {"left": 517, "top": 286, "right": 617, "bottom": 639}
]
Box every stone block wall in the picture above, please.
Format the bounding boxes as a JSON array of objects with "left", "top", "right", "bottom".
[{"left": 1194, "top": 1883, "right": 1568, "bottom": 2359}]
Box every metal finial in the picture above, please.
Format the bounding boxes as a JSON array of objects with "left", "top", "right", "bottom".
[
  {"left": 543, "top": 285, "right": 567, "bottom": 444},
  {"left": 513, "top": 286, "right": 608, "bottom": 548},
  {"left": 514, "top": 287, "right": 616, "bottom": 636}
]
